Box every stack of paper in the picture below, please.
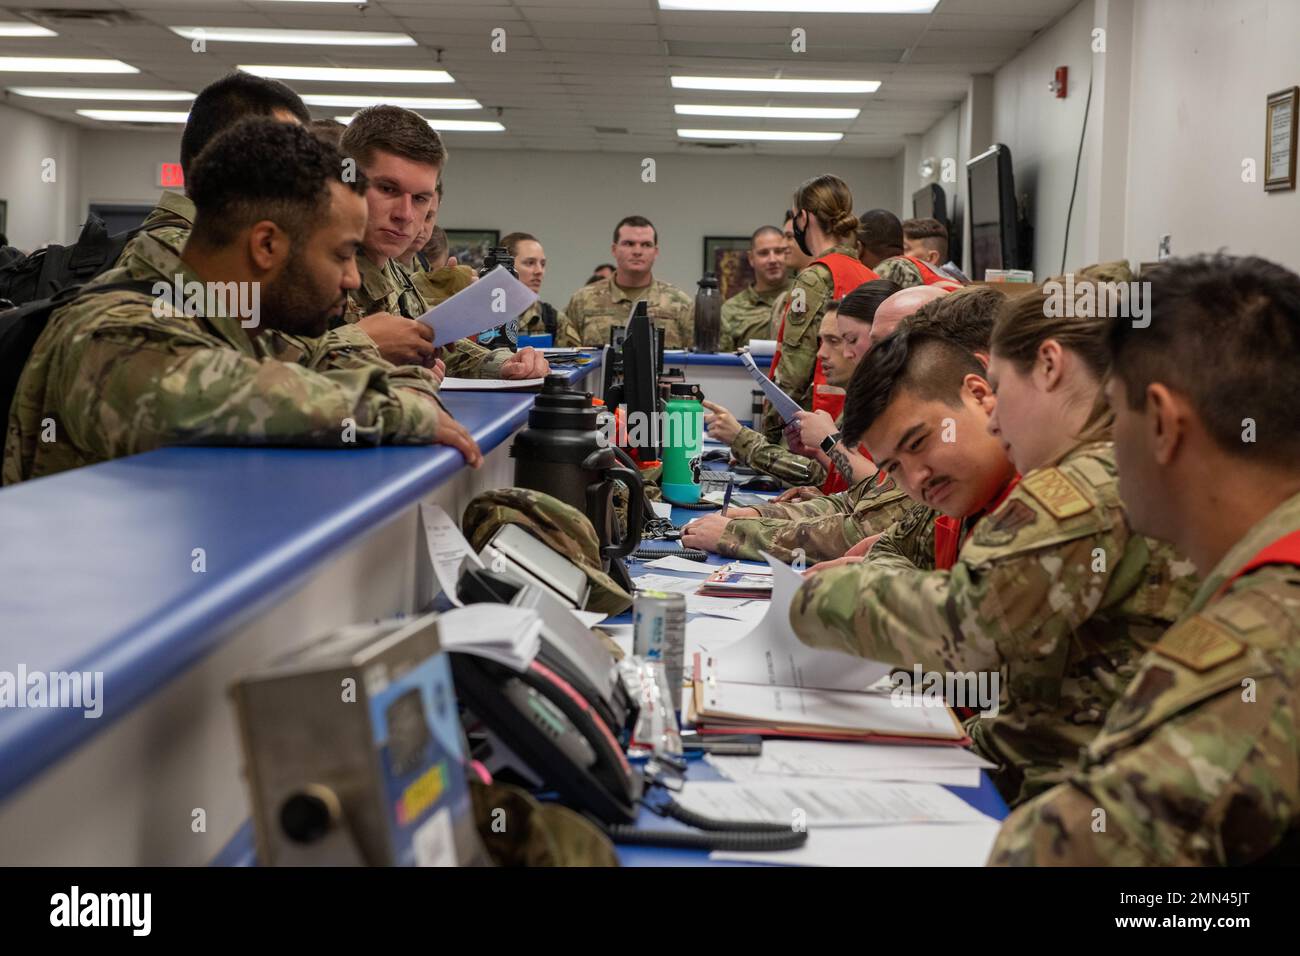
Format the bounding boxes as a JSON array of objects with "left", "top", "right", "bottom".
[
  {"left": 707, "top": 739, "right": 996, "bottom": 788},
  {"left": 697, "top": 568, "right": 774, "bottom": 599},
  {"left": 436, "top": 604, "right": 542, "bottom": 670}
]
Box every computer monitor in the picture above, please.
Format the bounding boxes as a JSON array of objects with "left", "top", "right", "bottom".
[
  {"left": 912, "top": 183, "right": 947, "bottom": 224},
  {"left": 621, "top": 301, "right": 661, "bottom": 460},
  {"left": 967, "top": 143, "right": 1023, "bottom": 279}
]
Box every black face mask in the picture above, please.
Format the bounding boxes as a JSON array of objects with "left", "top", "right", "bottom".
[{"left": 791, "top": 210, "right": 814, "bottom": 257}]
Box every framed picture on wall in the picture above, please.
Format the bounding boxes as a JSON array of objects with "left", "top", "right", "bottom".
[
  {"left": 0, "top": 199, "right": 7, "bottom": 242},
  {"left": 444, "top": 229, "right": 499, "bottom": 271},
  {"left": 1265, "top": 86, "right": 1298, "bottom": 192},
  {"left": 703, "top": 236, "right": 754, "bottom": 301}
]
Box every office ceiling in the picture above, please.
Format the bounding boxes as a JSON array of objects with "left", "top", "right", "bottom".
[{"left": 0, "top": 0, "right": 1079, "bottom": 157}]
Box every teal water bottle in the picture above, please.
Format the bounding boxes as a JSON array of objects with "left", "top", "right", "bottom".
[{"left": 661, "top": 383, "right": 703, "bottom": 504}]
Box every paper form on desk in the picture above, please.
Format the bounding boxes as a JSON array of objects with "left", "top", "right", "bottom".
[
  {"left": 739, "top": 350, "right": 801, "bottom": 425},
  {"left": 643, "top": 555, "right": 717, "bottom": 574},
  {"left": 414, "top": 265, "right": 537, "bottom": 347},
  {"left": 699, "top": 553, "right": 890, "bottom": 691},
  {"left": 675, "top": 780, "right": 993, "bottom": 827},
  {"left": 710, "top": 821, "right": 1001, "bottom": 867},
  {"left": 438, "top": 377, "right": 545, "bottom": 391},
  {"left": 630, "top": 573, "right": 700, "bottom": 594},
  {"left": 420, "top": 502, "right": 483, "bottom": 606}
]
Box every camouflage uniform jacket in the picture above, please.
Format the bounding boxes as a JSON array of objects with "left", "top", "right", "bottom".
[
  {"left": 717, "top": 476, "right": 914, "bottom": 565},
  {"left": 990, "top": 488, "right": 1300, "bottom": 865},
  {"left": 3, "top": 234, "right": 444, "bottom": 485},
  {"left": 719, "top": 278, "right": 793, "bottom": 352},
  {"left": 872, "top": 256, "right": 926, "bottom": 289},
  {"left": 760, "top": 244, "right": 856, "bottom": 440},
  {"left": 341, "top": 252, "right": 510, "bottom": 378},
  {"left": 789, "top": 441, "right": 1200, "bottom": 805},
  {"left": 517, "top": 301, "right": 569, "bottom": 339},
  {"left": 115, "top": 190, "right": 194, "bottom": 266},
  {"left": 731, "top": 425, "right": 827, "bottom": 488},
  {"left": 559, "top": 274, "right": 693, "bottom": 349}
]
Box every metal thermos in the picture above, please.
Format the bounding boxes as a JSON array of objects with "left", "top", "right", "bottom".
[{"left": 693, "top": 272, "right": 721, "bottom": 353}]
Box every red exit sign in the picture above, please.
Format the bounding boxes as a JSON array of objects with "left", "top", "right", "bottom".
[{"left": 157, "top": 162, "right": 185, "bottom": 189}]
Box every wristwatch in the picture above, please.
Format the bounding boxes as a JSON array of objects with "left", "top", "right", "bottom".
[{"left": 819, "top": 432, "right": 841, "bottom": 455}]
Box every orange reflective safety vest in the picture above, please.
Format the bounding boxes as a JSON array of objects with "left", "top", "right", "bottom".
[
  {"left": 770, "top": 253, "right": 878, "bottom": 495},
  {"left": 1216, "top": 529, "right": 1300, "bottom": 600},
  {"left": 933, "top": 475, "right": 1023, "bottom": 571},
  {"left": 900, "top": 255, "right": 960, "bottom": 287}
]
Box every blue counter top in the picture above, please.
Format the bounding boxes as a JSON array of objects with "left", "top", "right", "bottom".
[
  {"left": 662, "top": 350, "right": 757, "bottom": 367},
  {"left": 0, "top": 360, "right": 598, "bottom": 804}
]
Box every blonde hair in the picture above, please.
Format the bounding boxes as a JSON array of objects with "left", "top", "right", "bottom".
[
  {"left": 792, "top": 174, "right": 858, "bottom": 240},
  {"left": 990, "top": 288, "right": 1114, "bottom": 447}
]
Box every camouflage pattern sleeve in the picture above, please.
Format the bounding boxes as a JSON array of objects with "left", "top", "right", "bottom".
[
  {"left": 731, "top": 425, "right": 827, "bottom": 487},
  {"left": 789, "top": 487, "right": 1127, "bottom": 673},
  {"left": 865, "top": 502, "right": 938, "bottom": 571},
  {"left": 761, "top": 263, "right": 833, "bottom": 437},
  {"left": 555, "top": 312, "right": 581, "bottom": 348},
  {"left": 58, "top": 307, "right": 441, "bottom": 460},
  {"left": 671, "top": 291, "right": 695, "bottom": 350},
  {"left": 874, "top": 257, "right": 924, "bottom": 289},
  {"left": 989, "top": 579, "right": 1300, "bottom": 865},
  {"left": 442, "top": 338, "right": 510, "bottom": 378},
  {"left": 752, "top": 491, "right": 845, "bottom": 520}
]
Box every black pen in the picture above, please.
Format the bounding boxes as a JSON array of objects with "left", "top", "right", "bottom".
[{"left": 721, "top": 476, "right": 735, "bottom": 516}]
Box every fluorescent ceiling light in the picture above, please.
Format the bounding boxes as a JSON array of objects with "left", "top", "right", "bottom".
[
  {"left": 0, "top": 57, "right": 137, "bottom": 73},
  {"left": 170, "top": 27, "right": 415, "bottom": 47},
  {"left": 672, "top": 75, "right": 879, "bottom": 94},
  {"left": 678, "top": 128, "right": 843, "bottom": 141},
  {"left": 303, "top": 94, "right": 480, "bottom": 110},
  {"left": 675, "top": 104, "right": 859, "bottom": 119},
  {"left": 241, "top": 64, "right": 452, "bottom": 84},
  {"left": 0, "top": 23, "right": 57, "bottom": 37},
  {"left": 334, "top": 115, "right": 504, "bottom": 132},
  {"left": 77, "top": 109, "right": 188, "bottom": 123},
  {"left": 10, "top": 86, "right": 193, "bottom": 101},
  {"left": 660, "top": 0, "right": 937, "bottom": 11}
]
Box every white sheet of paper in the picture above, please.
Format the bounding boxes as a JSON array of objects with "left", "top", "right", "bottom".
[
  {"left": 631, "top": 573, "right": 700, "bottom": 594},
  {"left": 650, "top": 501, "right": 674, "bottom": 520},
  {"left": 695, "top": 669, "right": 962, "bottom": 738},
  {"left": 676, "top": 780, "right": 993, "bottom": 827},
  {"left": 643, "top": 555, "right": 716, "bottom": 574},
  {"left": 686, "top": 595, "right": 769, "bottom": 621},
  {"left": 572, "top": 610, "right": 607, "bottom": 628},
  {"left": 711, "top": 821, "right": 1002, "bottom": 867},
  {"left": 740, "top": 350, "right": 802, "bottom": 424},
  {"left": 420, "top": 502, "right": 483, "bottom": 606},
  {"left": 686, "top": 616, "right": 754, "bottom": 665},
  {"left": 438, "top": 377, "right": 545, "bottom": 391},
  {"left": 756, "top": 739, "right": 996, "bottom": 776},
  {"left": 414, "top": 265, "right": 538, "bottom": 347},
  {"left": 703, "top": 553, "right": 891, "bottom": 691},
  {"left": 726, "top": 560, "right": 773, "bottom": 575},
  {"left": 436, "top": 604, "right": 541, "bottom": 670}
]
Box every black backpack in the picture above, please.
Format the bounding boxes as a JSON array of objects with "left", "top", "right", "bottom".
[
  {"left": 0, "top": 279, "right": 160, "bottom": 454},
  {"left": 0, "top": 213, "right": 141, "bottom": 311}
]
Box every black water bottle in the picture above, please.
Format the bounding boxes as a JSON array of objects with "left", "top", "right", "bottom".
[
  {"left": 476, "top": 246, "right": 520, "bottom": 352},
  {"left": 693, "top": 272, "right": 721, "bottom": 353}
]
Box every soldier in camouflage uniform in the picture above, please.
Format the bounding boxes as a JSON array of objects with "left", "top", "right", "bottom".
[
  {"left": 462, "top": 488, "right": 634, "bottom": 615},
  {"left": 561, "top": 216, "right": 692, "bottom": 349},
  {"left": 4, "top": 120, "right": 465, "bottom": 485},
  {"left": 790, "top": 322, "right": 1199, "bottom": 805},
  {"left": 990, "top": 254, "right": 1300, "bottom": 865},
  {"left": 719, "top": 226, "right": 793, "bottom": 352},
  {"left": 338, "top": 105, "right": 548, "bottom": 381}
]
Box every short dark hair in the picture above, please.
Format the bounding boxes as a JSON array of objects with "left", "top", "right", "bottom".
[
  {"left": 842, "top": 330, "right": 984, "bottom": 444},
  {"left": 903, "top": 285, "right": 1003, "bottom": 353},
  {"left": 180, "top": 71, "right": 310, "bottom": 176},
  {"left": 187, "top": 118, "right": 367, "bottom": 250},
  {"left": 341, "top": 105, "right": 447, "bottom": 170},
  {"left": 751, "top": 225, "right": 783, "bottom": 246},
  {"left": 837, "top": 278, "right": 902, "bottom": 327},
  {"left": 1108, "top": 254, "right": 1300, "bottom": 466},
  {"left": 903, "top": 216, "right": 948, "bottom": 259},
  {"left": 501, "top": 231, "right": 537, "bottom": 256},
  {"left": 856, "top": 208, "right": 904, "bottom": 259},
  {"left": 309, "top": 118, "right": 346, "bottom": 148},
  {"left": 423, "top": 226, "right": 448, "bottom": 260},
  {"left": 593, "top": 262, "right": 614, "bottom": 272},
  {"left": 613, "top": 215, "right": 657, "bottom": 245}
]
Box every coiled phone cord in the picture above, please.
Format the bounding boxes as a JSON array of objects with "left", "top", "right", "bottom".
[
  {"left": 604, "top": 797, "right": 808, "bottom": 852},
  {"left": 631, "top": 546, "right": 709, "bottom": 562}
]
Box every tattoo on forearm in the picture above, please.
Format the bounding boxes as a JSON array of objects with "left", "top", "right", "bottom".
[{"left": 827, "top": 442, "right": 852, "bottom": 483}]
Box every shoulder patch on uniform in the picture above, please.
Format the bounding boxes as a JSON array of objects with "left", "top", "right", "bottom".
[
  {"left": 972, "top": 499, "right": 1037, "bottom": 548},
  {"left": 1153, "top": 616, "right": 1246, "bottom": 672},
  {"left": 1020, "top": 468, "right": 1093, "bottom": 520}
]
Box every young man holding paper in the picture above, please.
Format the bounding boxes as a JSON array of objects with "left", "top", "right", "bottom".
[{"left": 338, "top": 106, "right": 548, "bottom": 381}]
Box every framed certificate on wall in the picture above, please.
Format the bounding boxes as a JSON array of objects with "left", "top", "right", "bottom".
[{"left": 1265, "top": 86, "right": 1298, "bottom": 192}]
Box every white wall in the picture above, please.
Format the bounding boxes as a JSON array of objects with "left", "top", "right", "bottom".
[
  {"left": 990, "top": 0, "right": 1097, "bottom": 277},
  {"left": 52, "top": 126, "right": 903, "bottom": 306},
  {"left": 905, "top": 104, "right": 966, "bottom": 265},
  {"left": 0, "top": 102, "right": 80, "bottom": 252},
  {"left": 437, "top": 149, "right": 902, "bottom": 306},
  {"left": 1124, "top": 0, "right": 1300, "bottom": 271}
]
